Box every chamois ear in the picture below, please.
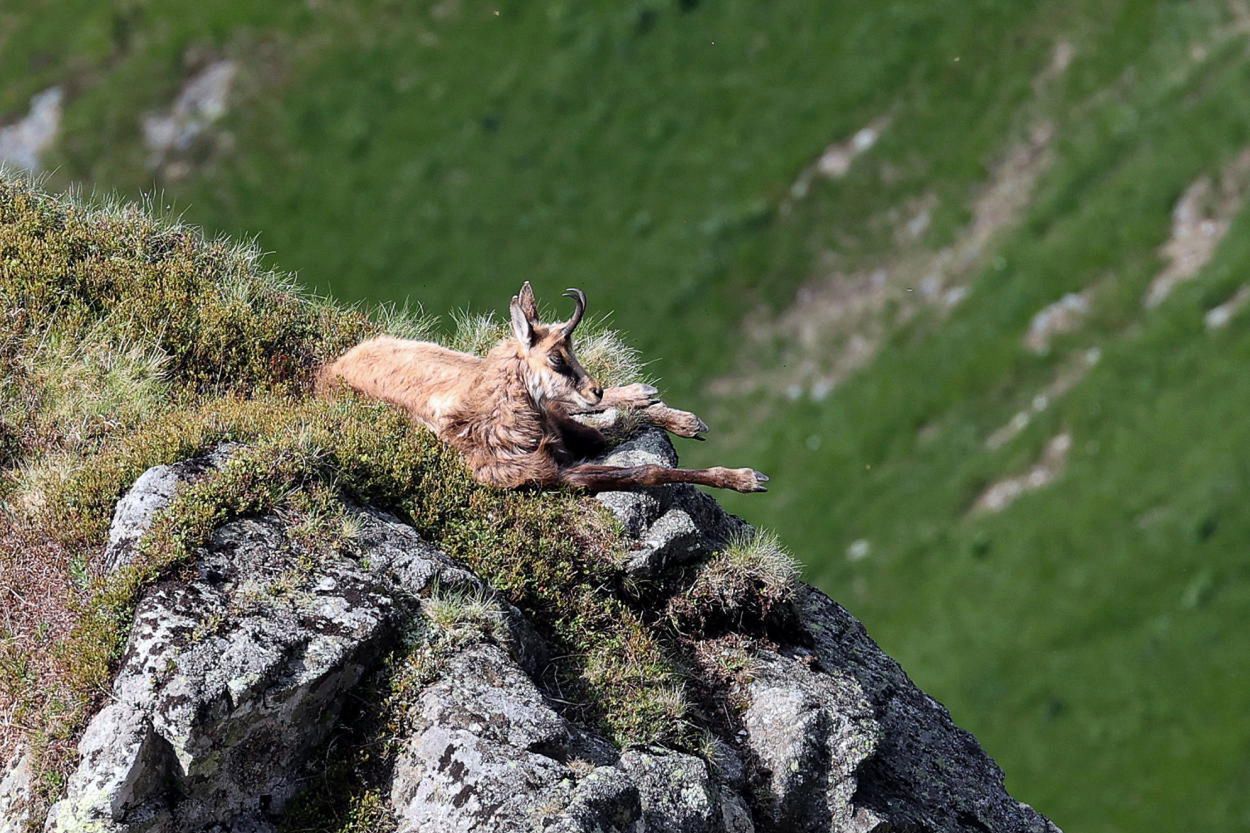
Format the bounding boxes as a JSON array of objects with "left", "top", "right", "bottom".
[
  {"left": 517, "top": 281, "right": 539, "bottom": 324},
  {"left": 510, "top": 295, "right": 535, "bottom": 347}
]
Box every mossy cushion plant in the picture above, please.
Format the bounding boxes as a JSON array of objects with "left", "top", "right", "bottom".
[{"left": 0, "top": 176, "right": 796, "bottom": 818}]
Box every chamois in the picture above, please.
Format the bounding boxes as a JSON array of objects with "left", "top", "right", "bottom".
[{"left": 317, "top": 283, "right": 769, "bottom": 494}]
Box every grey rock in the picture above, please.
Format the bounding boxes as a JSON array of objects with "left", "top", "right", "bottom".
[
  {"left": 103, "top": 443, "right": 236, "bottom": 574},
  {"left": 663, "top": 483, "right": 750, "bottom": 551},
  {"left": 596, "top": 487, "right": 664, "bottom": 539},
  {"left": 46, "top": 454, "right": 474, "bottom": 833},
  {"left": 0, "top": 752, "right": 34, "bottom": 833},
  {"left": 390, "top": 643, "right": 583, "bottom": 832},
  {"left": 151, "top": 531, "right": 394, "bottom": 829},
  {"left": 103, "top": 461, "right": 181, "bottom": 571},
  {"left": 24, "top": 440, "right": 1060, "bottom": 833},
  {"left": 387, "top": 644, "right": 740, "bottom": 833},
  {"left": 617, "top": 749, "right": 721, "bottom": 833},
  {"left": 594, "top": 429, "right": 677, "bottom": 539},
  {"left": 48, "top": 513, "right": 406, "bottom": 832},
  {"left": 45, "top": 702, "right": 173, "bottom": 833},
  {"left": 204, "top": 821, "right": 277, "bottom": 833},
  {"left": 596, "top": 431, "right": 749, "bottom": 579},
  {"left": 741, "top": 652, "right": 885, "bottom": 833},
  {"left": 620, "top": 507, "right": 703, "bottom": 578},
  {"left": 597, "top": 429, "right": 680, "bottom": 469},
  {"left": 357, "top": 506, "right": 472, "bottom": 592},
  {"left": 544, "top": 767, "right": 641, "bottom": 833},
  {"left": 718, "top": 791, "right": 755, "bottom": 833},
  {"left": 703, "top": 736, "right": 748, "bottom": 791}
]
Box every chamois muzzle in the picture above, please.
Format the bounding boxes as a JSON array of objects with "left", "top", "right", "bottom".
[
  {"left": 581, "top": 383, "right": 604, "bottom": 406},
  {"left": 561, "top": 288, "right": 587, "bottom": 336}
]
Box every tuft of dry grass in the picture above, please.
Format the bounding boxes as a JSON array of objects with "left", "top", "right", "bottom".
[
  {"left": 21, "top": 330, "right": 170, "bottom": 451},
  {"left": 446, "top": 310, "right": 508, "bottom": 356},
  {"left": 669, "top": 529, "right": 800, "bottom": 632},
  {"left": 371, "top": 300, "right": 438, "bottom": 342},
  {"left": 573, "top": 321, "right": 652, "bottom": 389},
  {"left": 421, "top": 582, "right": 510, "bottom": 648}
]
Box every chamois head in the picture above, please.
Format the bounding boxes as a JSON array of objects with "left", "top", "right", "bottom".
[{"left": 508, "top": 281, "right": 603, "bottom": 409}]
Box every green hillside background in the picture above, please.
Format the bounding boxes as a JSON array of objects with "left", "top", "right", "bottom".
[{"left": 5, "top": 1, "right": 1250, "bottom": 829}]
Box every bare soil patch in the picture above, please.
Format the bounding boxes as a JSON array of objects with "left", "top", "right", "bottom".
[
  {"left": 985, "top": 348, "right": 1100, "bottom": 450},
  {"left": 1145, "top": 149, "right": 1250, "bottom": 308},
  {"left": 713, "top": 121, "right": 1054, "bottom": 402},
  {"left": 143, "top": 60, "right": 237, "bottom": 178},
  {"left": 972, "top": 432, "right": 1071, "bottom": 514}
]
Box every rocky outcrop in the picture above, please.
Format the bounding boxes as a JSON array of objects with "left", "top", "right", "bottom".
[{"left": 3, "top": 431, "right": 1059, "bottom": 833}]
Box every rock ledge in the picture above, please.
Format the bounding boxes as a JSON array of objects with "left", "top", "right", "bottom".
[{"left": 2, "top": 431, "right": 1059, "bottom": 833}]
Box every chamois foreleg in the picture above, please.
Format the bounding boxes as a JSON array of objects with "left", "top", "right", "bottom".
[
  {"left": 559, "top": 463, "right": 768, "bottom": 494},
  {"left": 633, "top": 403, "right": 708, "bottom": 439},
  {"left": 597, "top": 383, "right": 661, "bottom": 409},
  {"left": 570, "top": 384, "right": 709, "bottom": 439}
]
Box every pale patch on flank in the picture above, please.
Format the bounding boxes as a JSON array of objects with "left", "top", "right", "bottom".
[{"left": 426, "top": 392, "right": 458, "bottom": 423}]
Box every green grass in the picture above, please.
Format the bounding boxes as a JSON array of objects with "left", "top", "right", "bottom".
[{"left": 7, "top": 1, "right": 1250, "bottom": 830}]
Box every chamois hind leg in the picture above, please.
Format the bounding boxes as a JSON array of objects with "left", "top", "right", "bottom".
[
  {"left": 559, "top": 463, "right": 768, "bottom": 494},
  {"left": 470, "top": 453, "right": 563, "bottom": 491}
]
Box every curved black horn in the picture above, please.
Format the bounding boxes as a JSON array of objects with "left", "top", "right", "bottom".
[{"left": 561, "top": 288, "right": 587, "bottom": 334}]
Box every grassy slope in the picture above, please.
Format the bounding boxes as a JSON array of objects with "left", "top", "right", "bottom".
[{"left": 5, "top": 1, "right": 1250, "bottom": 829}]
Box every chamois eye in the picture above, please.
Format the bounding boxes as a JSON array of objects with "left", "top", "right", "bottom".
[{"left": 549, "top": 355, "right": 567, "bottom": 372}]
